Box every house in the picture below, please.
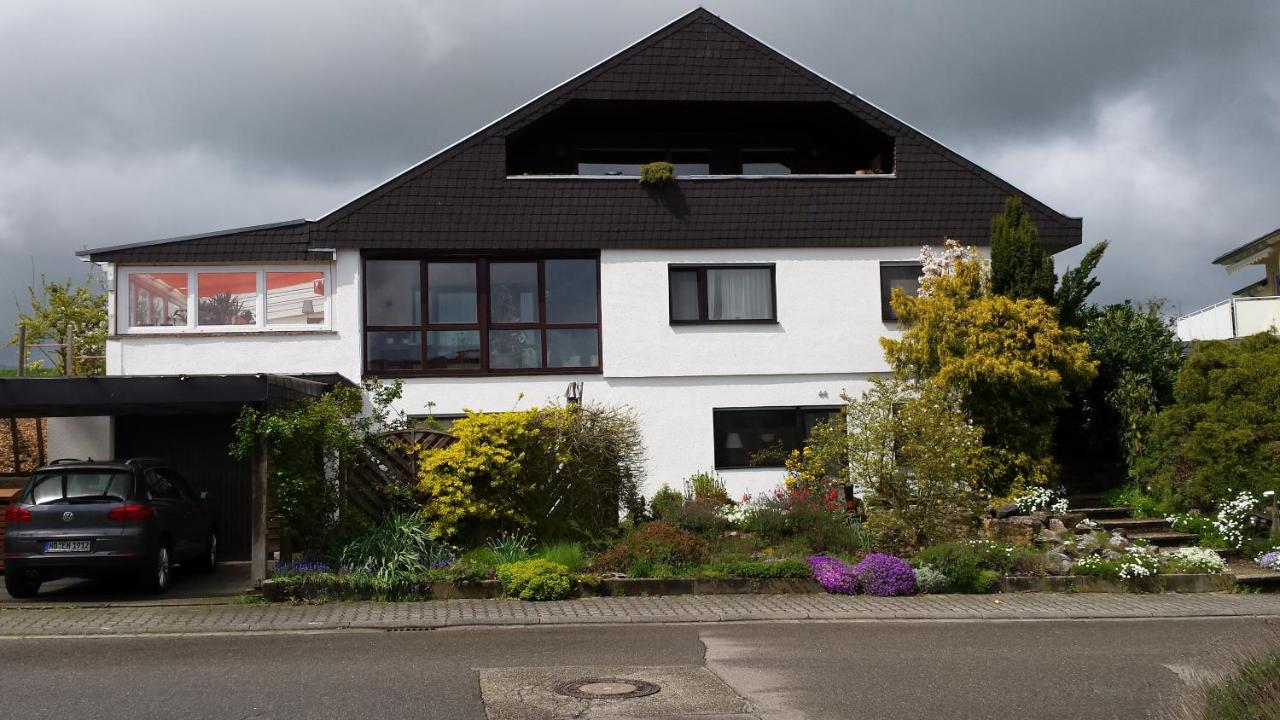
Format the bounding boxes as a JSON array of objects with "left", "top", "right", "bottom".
[
  {"left": 1176, "top": 226, "right": 1280, "bottom": 341},
  {"left": 7, "top": 9, "right": 1081, "bottom": 566}
]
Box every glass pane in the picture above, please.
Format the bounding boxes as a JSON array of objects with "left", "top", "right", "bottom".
[
  {"left": 426, "top": 330, "right": 481, "bottom": 370},
  {"left": 128, "top": 272, "right": 188, "bottom": 328},
  {"left": 707, "top": 268, "right": 773, "bottom": 320},
  {"left": 266, "top": 271, "right": 325, "bottom": 326},
  {"left": 545, "top": 259, "right": 597, "bottom": 323},
  {"left": 197, "top": 271, "right": 258, "bottom": 326},
  {"left": 490, "top": 263, "right": 539, "bottom": 323},
  {"left": 488, "top": 329, "right": 541, "bottom": 369},
  {"left": 881, "top": 264, "right": 922, "bottom": 322},
  {"left": 669, "top": 270, "right": 701, "bottom": 321},
  {"left": 366, "top": 260, "right": 421, "bottom": 326},
  {"left": 713, "top": 409, "right": 798, "bottom": 469},
  {"left": 366, "top": 330, "right": 421, "bottom": 370},
  {"left": 742, "top": 162, "right": 790, "bottom": 175},
  {"left": 427, "top": 263, "right": 477, "bottom": 324},
  {"left": 577, "top": 162, "right": 641, "bottom": 176},
  {"left": 547, "top": 329, "right": 599, "bottom": 368}
]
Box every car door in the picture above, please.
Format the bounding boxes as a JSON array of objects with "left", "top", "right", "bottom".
[
  {"left": 164, "top": 468, "right": 211, "bottom": 559},
  {"left": 143, "top": 469, "right": 189, "bottom": 556}
]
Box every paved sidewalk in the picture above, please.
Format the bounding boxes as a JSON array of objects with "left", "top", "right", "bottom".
[{"left": 2, "top": 592, "right": 1280, "bottom": 637}]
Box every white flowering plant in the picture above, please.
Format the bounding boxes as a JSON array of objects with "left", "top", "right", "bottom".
[
  {"left": 1213, "top": 490, "right": 1259, "bottom": 550},
  {"left": 1010, "top": 486, "right": 1070, "bottom": 515},
  {"left": 1162, "top": 546, "right": 1227, "bottom": 575}
]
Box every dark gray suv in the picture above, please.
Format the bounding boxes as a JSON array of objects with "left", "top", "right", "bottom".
[{"left": 3, "top": 458, "right": 217, "bottom": 598}]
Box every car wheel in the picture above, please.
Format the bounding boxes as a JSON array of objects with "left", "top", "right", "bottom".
[
  {"left": 197, "top": 532, "right": 218, "bottom": 573},
  {"left": 143, "top": 543, "right": 172, "bottom": 594},
  {"left": 4, "top": 572, "right": 41, "bottom": 599}
]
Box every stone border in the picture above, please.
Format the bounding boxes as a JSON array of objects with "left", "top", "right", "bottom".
[
  {"left": 260, "top": 577, "right": 823, "bottom": 602},
  {"left": 1000, "top": 573, "right": 1235, "bottom": 594},
  {"left": 260, "top": 573, "right": 1236, "bottom": 603}
]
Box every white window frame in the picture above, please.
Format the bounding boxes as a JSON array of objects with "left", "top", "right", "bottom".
[{"left": 119, "top": 265, "right": 332, "bottom": 334}]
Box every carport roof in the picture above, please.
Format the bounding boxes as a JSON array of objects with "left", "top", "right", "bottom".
[{"left": 0, "top": 374, "right": 351, "bottom": 417}]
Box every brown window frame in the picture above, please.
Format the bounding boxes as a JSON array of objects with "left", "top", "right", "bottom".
[
  {"left": 712, "top": 405, "right": 842, "bottom": 469},
  {"left": 667, "top": 263, "right": 778, "bottom": 325},
  {"left": 362, "top": 254, "right": 602, "bottom": 378}
]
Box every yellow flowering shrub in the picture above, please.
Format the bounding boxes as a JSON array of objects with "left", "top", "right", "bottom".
[
  {"left": 417, "top": 404, "right": 645, "bottom": 541},
  {"left": 881, "top": 243, "right": 1096, "bottom": 495},
  {"left": 417, "top": 408, "right": 544, "bottom": 538}
]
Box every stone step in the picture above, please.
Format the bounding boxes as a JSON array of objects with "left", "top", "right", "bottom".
[
  {"left": 1128, "top": 530, "right": 1199, "bottom": 546},
  {"left": 1096, "top": 517, "right": 1172, "bottom": 533},
  {"left": 1070, "top": 506, "right": 1133, "bottom": 519}
]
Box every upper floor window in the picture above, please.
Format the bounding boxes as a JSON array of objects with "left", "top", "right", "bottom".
[
  {"left": 363, "top": 257, "right": 600, "bottom": 376},
  {"left": 880, "top": 262, "right": 923, "bottom": 323},
  {"left": 506, "top": 100, "right": 895, "bottom": 177},
  {"left": 122, "top": 266, "right": 328, "bottom": 333},
  {"left": 669, "top": 265, "right": 776, "bottom": 324}
]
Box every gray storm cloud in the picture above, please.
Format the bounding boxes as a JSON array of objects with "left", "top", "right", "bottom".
[{"left": 2, "top": 0, "right": 1278, "bottom": 363}]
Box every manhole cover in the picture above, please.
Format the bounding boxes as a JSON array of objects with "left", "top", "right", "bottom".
[{"left": 554, "top": 677, "right": 661, "bottom": 700}]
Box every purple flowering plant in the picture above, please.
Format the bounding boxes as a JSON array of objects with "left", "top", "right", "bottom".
[
  {"left": 852, "top": 553, "right": 916, "bottom": 596},
  {"left": 807, "top": 553, "right": 916, "bottom": 596},
  {"left": 807, "top": 555, "right": 859, "bottom": 594}
]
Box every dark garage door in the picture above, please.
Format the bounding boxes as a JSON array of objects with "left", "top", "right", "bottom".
[{"left": 115, "top": 414, "right": 251, "bottom": 560}]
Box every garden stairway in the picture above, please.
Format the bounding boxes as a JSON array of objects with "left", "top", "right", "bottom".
[{"left": 1067, "top": 497, "right": 1198, "bottom": 547}]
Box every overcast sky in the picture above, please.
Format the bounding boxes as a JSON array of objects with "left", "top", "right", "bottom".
[{"left": 3, "top": 1, "right": 1279, "bottom": 366}]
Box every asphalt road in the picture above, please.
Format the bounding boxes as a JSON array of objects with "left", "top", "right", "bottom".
[{"left": 0, "top": 617, "right": 1276, "bottom": 719}]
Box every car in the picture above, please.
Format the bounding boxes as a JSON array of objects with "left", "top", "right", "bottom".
[{"left": 3, "top": 458, "right": 217, "bottom": 598}]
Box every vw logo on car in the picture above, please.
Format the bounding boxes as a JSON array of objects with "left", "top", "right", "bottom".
[{"left": 62, "top": 511, "right": 74, "bottom": 523}]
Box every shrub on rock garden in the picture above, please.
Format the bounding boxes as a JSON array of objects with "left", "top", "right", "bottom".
[
  {"left": 912, "top": 565, "right": 951, "bottom": 594},
  {"left": 844, "top": 378, "right": 993, "bottom": 550},
  {"left": 649, "top": 484, "right": 685, "bottom": 521},
  {"left": 594, "top": 521, "right": 710, "bottom": 574},
  {"left": 1136, "top": 333, "right": 1280, "bottom": 510},
  {"left": 700, "top": 559, "right": 812, "bottom": 580},
  {"left": 496, "top": 559, "right": 574, "bottom": 601},
  {"left": 912, "top": 540, "right": 1017, "bottom": 593}
]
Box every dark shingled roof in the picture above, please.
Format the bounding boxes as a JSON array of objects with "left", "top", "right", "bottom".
[{"left": 82, "top": 8, "right": 1081, "bottom": 264}]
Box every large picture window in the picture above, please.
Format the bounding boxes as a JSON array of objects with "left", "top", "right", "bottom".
[
  {"left": 712, "top": 406, "right": 840, "bottom": 469},
  {"left": 122, "top": 266, "right": 329, "bottom": 333},
  {"left": 363, "top": 256, "right": 600, "bottom": 376},
  {"left": 880, "top": 262, "right": 923, "bottom": 323},
  {"left": 668, "top": 264, "right": 776, "bottom": 324}
]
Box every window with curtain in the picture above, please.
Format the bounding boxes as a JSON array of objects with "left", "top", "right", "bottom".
[
  {"left": 668, "top": 265, "right": 775, "bottom": 323},
  {"left": 363, "top": 256, "right": 600, "bottom": 375},
  {"left": 880, "top": 263, "right": 923, "bottom": 323}
]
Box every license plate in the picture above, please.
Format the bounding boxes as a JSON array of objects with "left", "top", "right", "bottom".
[{"left": 44, "top": 540, "right": 92, "bottom": 554}]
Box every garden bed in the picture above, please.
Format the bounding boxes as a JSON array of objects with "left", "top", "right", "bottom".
[{"left": 260, "top": 576, "right": 824, "bottom": 602}]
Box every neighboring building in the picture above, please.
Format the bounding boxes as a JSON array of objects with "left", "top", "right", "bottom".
[
  {"left": 71, "top": 8, "right": 1081, "bottom": 502},
  {"left": 1176, "top": 226, "right": 1280, "bottom": 341}
]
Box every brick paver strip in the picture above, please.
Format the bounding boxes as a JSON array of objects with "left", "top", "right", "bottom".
[{"left": 1, "top": 593, "right": 1278, "bottom": 637}]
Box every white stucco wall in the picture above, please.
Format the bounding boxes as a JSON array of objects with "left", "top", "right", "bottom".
[
  {"left": 600, "top": 247, "right": 917, "bottom": 378},
  {"left": 104, "top": 245, "right": 938, "bottom": 497},
  {"left": 46, "top": 416, "right": 114, "bottom": 462}
]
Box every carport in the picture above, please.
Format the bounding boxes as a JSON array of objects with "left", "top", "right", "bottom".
[{"left": 0, "top": 373, "right": 348, "bottom": 586}]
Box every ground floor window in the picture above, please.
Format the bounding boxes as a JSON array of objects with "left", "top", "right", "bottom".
[{"left": 712, "top": 406, "right": 840, "bottom": 469}]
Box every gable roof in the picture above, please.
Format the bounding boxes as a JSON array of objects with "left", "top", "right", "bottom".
[{"left": 83, "top": 8, "right": 1081, "bottom": 264}]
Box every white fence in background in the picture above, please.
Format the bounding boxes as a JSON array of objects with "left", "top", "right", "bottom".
[{"left": 1176, "top": 296, "right": 1280, "bottom": 341}]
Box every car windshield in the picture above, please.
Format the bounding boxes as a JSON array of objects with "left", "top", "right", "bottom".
[{"left": 28, "top": 471, "right": 132, "bottom": 505}]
